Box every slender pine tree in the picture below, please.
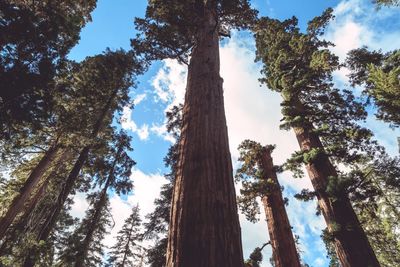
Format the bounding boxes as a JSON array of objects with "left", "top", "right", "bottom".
[{"left": 107, "top": 205, "right": 144, "bottom": 267}]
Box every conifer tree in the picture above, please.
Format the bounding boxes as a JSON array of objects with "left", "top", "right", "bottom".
[
  {"left": 27, "top": 50, "right": 143, "bottom": 244},
  {"left": 0, "top": 0, "right": 97, "bottom": 140},
  {"left": 133, "top": 2, "right": 257, "bottom": 265},
  {"left": 346, "top": 48, "right": 400, "bottom": 128},
  {"left": 236, "top": 140, "right": 301, "bottom": 267},
  {"left": 244, "top": 243, "right": 269, "bottom": 267},
  {"left": 0, "top": 50, "right": 141, "bottom": 242},
  {"left": 254, "top": 10, "right": 380, "bottom": 266},
  {"left": 107, "top": 205, "right": 144, "bottom": 267},
  {"left": 52, "top": 130, "right": 134, "bottom": 267},
  {"left": 58, "top": 193, "right": 112, "bottom": 267},
  {"left": 373, "top": 0, "right": 400, "bottom": 6}
]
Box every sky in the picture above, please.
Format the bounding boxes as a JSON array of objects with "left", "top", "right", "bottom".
[{"left": 68, "top": 1, "right": 400, "bottom": 266}]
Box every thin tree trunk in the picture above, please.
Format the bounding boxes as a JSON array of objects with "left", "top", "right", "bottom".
[
  {"left": 166, "top": 6, "right": 244, "bottom": 267},
  {"left": 291, "top": 97, "right": 380, "bottom": 267},
  {"left": 74, "top": 186, "right": 108, "bottom": 267},
  {"left": 259, "top": 147, "right": 301, "bottom": 267},
  {"left": 0, "top": 145, "right": 60, "bottom": 240},
  {"left": 20, "top": 151, "right": 72, "bottom": 267},
  {"left": 121, "top": 222, "right": 135, "bottom": 267},
  {"left": 75, "top": 146, "right": 122, "bottom": 267},
  {"left": 36, "top": 87, "right": 119, "bottom": 243},
  {"left": 37, "top": 146, "right": 90, "bottom": 242}
]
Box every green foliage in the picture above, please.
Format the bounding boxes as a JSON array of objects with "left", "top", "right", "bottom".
[
  {"left": 373, "top": 0, "right": 400, "bottom": 6},
  {"left": 107, "top": 205, "right": 144, "bottom": 267},
  {"left": 58, "top": 193, "right": 112, "bottom": 267},
  {"left": 254, "top": 11, "right": 383, "bottom": 198},
  {"left": 132, "top": 0, "right": 258, "bottom": 63},
  {"left": 245, "top": 243, "right": 269, "bottom": 267},
  {"left": 321, "top": 228, "right": 340, "bottom": 267},
  {"left": 349, "top": 155, "right": 400, "bottom": 266},
  {"left": 235, "top": 140, "right": 281, "bottom": 222},
  {"left": 347, "top": 48, "right": 400, "bottom": 127},
  {"left": 0, "top": 0, "right": 97, "bottom": 139}
]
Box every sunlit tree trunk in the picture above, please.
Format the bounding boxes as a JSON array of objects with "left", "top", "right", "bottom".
[
  {"left": 292, "top": 98, "right": 380, "bottom": 267},
  {"left": 166, "top": 6, "right": 244, "bottom": 267},
  {"left": 260, "top": 148, "right": 301, "bottom": 267},
  {"left": 0, "top": 145, "right": 60, "bottom": 240}
]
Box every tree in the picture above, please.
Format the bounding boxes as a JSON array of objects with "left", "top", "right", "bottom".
[
  {"left": 29, "top": 50, "right": 143, "bottom": 246},
  {"left": 236, "top": 140, "right": 301, "bottom": 267},
  {"left": 0, "top": 0, "right": 96, "bottom": 140},
  {"left": 254, "top": 9, "right": 381, "bottom": 266},
  {"left": 373, "top": 0, "right": 400, "bottom": 6},
  {"left": 349, "top": 155, "right": 400, "bottom": 266},
  {"left": 0, "top": 50, "right": 141, "bottom": 243},
  {"left": 53, "top": 131, "right": 135, "bottom": 267},
  {"left": 107, "top": 205, "right": 144, "bottom": 267},
  {"left": 57, "top": 193, "right": 113, "bottom": 267},
  {"left": 133, "top": 1, "right": 257, "bottom": 266},
  {"left": 347, "top": 48, "right": 400, "bottom": 128},
  {"left": 244, "top": 243, "right": 269, "bottom": 267}
]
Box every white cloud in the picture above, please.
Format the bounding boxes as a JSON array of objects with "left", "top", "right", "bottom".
[
  {"left": 325, "top": 0, "right": 400, "bottom": 84},
  {"left": 121, "top": 105, "right": 151, "bottom": 141},
  {"left": 137, "top": 124, "right": 150, "bottom": 140},
  {"left": 105, "top": 169, "right": 168, "bottom": 251},
  {"left": 148, "top": 59, "right": 187, "bottom": 142},
  {"left": 70, "top": 192, "right": 89, "bottom": 219},
  {"left": 134, "top": 93, "right": 147, "bottom": 105},
  {"left": 151, "top": 59, "right": 186, "bottom": 108}
]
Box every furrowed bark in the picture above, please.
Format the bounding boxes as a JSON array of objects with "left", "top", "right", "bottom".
[
  {"left": 260, "top": 148, "right": 301, "bottom": 267},
  {"left": 166, "top": 7, "right": 244, "bottom": 267},
  {"left": 0, "top": 145, "right": 60, "bottom": 240},
  {"left": 291, "top": 97, "right": 380, "bottom": 267}
]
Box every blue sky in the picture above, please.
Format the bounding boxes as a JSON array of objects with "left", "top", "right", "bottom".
[{"left": 68, "top": 1, "right": 400, "bottom": 266}]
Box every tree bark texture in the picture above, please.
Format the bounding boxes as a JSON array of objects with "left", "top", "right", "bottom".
[
  {"left": 291, "top": 98, "right": 380, "bottom": 267},
  {"left": 166, "top": 8, "right": 244, "bottom": 267},
  {"left": 0, "top": 145, "right": 60, "bottom": 240},
  {"left": 259, "top": 148, "right": 301, "bottom": 267}
]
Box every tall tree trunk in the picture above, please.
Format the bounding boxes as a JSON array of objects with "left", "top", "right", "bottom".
[
  {"left": 74, "top": 186, "right": 108, "bottom": 267},
  {"left": 75, "top": 146, "right": 122, "bottom": 267},
  {"left": 259, "top": 148, "right": 301, "bottom": 267},
  {"left": 121, "top": 221, "right": 135, "bottom": 267},
  {"left": 37, "top": 146, "right": 90, "bottom": 242},
  {"left": 291, "top": 97, "right": 380, "bottom": 267},
  {"left": 166, "top": 7, "right": 244, "bottom": 267},
  {"left": 0, "top": 145, "right": 60, "bottom": 240},
  {"left": 20, "top": 151, "right": 72, "bottom": 267},
  {"left": 35, "top": 87, "right": 119, "bottom": 243}
]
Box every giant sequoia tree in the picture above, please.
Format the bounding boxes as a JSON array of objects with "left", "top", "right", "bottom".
[
  {"left": 133, "top": 1, "right": 257, "bottom": 266},
  {"left": 236, "top": 140, "right": 300, "bottom": 267},
  {"left": 236, "top": 140, "right": 301, "bottom": 267},
  {"left": 254, "top": 10, "right": 381, "bottom": 267}
]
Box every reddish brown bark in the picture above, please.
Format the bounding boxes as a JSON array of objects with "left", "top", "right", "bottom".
[
  {"left": 0, "top": 145, "right": 60, "bottom": 240},
  {"left": 259, "top": 148, "right": 301, "bottom": 267},
  {"left": 166, "top": 7, "right": 244, "bottom": 267},
  {"left": 291, "top": 99, "right": 380, "bottom": 267}
]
